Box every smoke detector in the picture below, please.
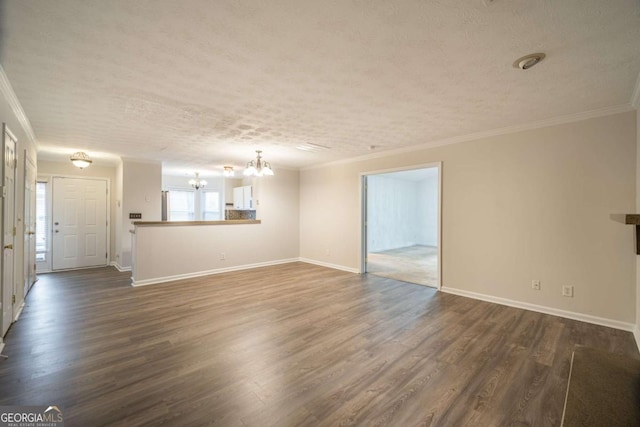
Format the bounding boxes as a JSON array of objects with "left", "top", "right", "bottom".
[{"left": 513, "top": 53, "right": 546, "bottom": 70}]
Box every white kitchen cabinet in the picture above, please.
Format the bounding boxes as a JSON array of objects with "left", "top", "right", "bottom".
[
  {"left": 233, "top": 185, "right": 253, "bottom": 209},
  {"left": 233, "top": 187, "right": 242, "bottom": 208}
]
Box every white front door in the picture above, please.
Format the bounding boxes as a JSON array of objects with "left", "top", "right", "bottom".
[
  {"left": 52, "top": 177, "right": 108, "bottom": 270},
  {"left": 23, "top": 153, "right": 37, "bottom": 294},
  {"left": 2, "top": 124, "right": 17, "bottom": 337}
]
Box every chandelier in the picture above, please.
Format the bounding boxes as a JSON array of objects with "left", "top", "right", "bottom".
[
  {"left": 223, "top": 166, "right": 235, "bottom": 177},
  {"left": 243, "top": 150, "right": 274, "bottom": 177},
  {"left": 188, "top": 172, "right": 207, "bottom": 190},
  {"left": 70, "top": 151, "right": 92, "bottom": 169}
]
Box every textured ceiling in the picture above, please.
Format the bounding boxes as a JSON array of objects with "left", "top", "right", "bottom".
[{"left": 1, "top": 0, "right": 639, "bottom": 175}]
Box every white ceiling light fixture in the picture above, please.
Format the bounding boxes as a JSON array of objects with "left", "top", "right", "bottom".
[
  {"left": 223, "top": 166, "right": 235, "bottom": 177},
  {"left": 70, "top": 151, "right": 92, "bottom": 169},
  {"left": 244, "top": 150, "right": 274, "bottom": 177},
  {"left": 513, "top": 53, "right": 546, "bottom": 70},
  {"left": 188, "top": 172, "right": 207, "bottom": 190}
]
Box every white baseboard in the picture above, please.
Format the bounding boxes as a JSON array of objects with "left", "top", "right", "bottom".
[
  {"left": 110, "top": 262, "right": 131, "bottom": 272},
  {"left": 131, "top": 258, "right": 299, "bottom": 287},
  {"left": 441, "top": 286, "right": 635, "bottom": 332},
  {"left": 0, "top": 340, "right": 4, "bottom": 355},
  {"left": 13, "top": 302, "right": 25, "bottom": 322},
  {"left": 633, "top": 325, "right": 640, "bottom": 353},
  {"left": 298, "top": 258, "right": 360, "bottom": 274}
]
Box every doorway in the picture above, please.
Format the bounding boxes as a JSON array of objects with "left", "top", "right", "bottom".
[
  {"left": 51, "top": 177, "right": 108, "bottom": 270},
  {"left": 2, "top": 124, "right": 17, "bottom": 337},
  {"left": 35, "top": 180, "right": 49, "bottom": 272},
  {"left": 23, "top": 152, "right": 37, "bottom": 296},
  {"left": 362, "top": 164, "right": 441, "bottom": 288}
]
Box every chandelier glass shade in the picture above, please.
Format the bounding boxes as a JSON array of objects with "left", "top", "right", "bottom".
[
  {"left": 243, "top": 150, "right": 274, "bottom": 177},
  {"left": 188, "top": 172, "right": 207, "bottom": 190}
]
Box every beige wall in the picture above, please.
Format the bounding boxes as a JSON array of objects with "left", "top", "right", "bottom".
[
  {"left": 636, "top": 107, "right": 640, "bottom": 344},
  {"left": 37, "top": 160, "right": 118, "bottom": 263},
  {"left": 300, "top": 111, "right": 637, "bottom": 325},
  {"left": 132, "top": 168, "right": 299, "bottom": 283},
  {"left": 119, "top": 160, "right": 162, "bottom": 268}
]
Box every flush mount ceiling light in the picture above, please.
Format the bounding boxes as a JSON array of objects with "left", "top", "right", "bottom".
[
  {"left": 513, "top": 53, "right": 546, "bottom": 70},
  {"left": 223, "top": 166, "right": 235, "bottom": 177},
  {"left": 70, "top": 151, "right": 92, "bottom": 169},
  {"left": 188, "top": 172, "right": 207, "bottom": 190},
  {"left": 244, "top": 150, "right": 274, "bottom": 177}
]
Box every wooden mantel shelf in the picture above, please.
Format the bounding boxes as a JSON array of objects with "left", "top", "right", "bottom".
[
  {"left": 610, "top": 214, "right": 640, "bottom": 225},
  {"left": 610, "top": 214, "right": 640, "bottom": 254}
]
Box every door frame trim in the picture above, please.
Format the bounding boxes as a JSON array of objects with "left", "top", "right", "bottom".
[
  {"left": 23, "top": 150, "right": 36, "bottom": 296},
  {"left": 1, "top": 123, "right": 18, "bottom": 337},
  {"left": 359, "top": 161, "right": 442, "bottom": 290}
]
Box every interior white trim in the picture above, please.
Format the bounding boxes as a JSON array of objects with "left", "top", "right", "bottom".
[
  {"left": 0, "top": 66, "right": 38, "bottom": 147},
  {"left": 13, "top": 302, "right": 25, "bottom": 322},
  {"left": 436, "top": 165, "right": 442, "bottom": 290},
  {"left": 44, "top": 174, "right": 112, "bottom": 269},
  {"left": 358, "top": 162, "right": 442, "bottom": 289},
  {"left": 298, "top": 258, "right": 360, "bottom": 274},
  {"left": 131, "top": 258, "right": 299, "bottom": 287},
  {"left": 110, "top": 262, "right": 131, "bottom": 272},
  {"left": 303, "top": 103, "right": 634, "bottom": 171},
  {"left": 357, "top": 162, "right": 443, "bottom": 178},
  {"left": 441, "top": 286, "right": 635, "bottom": 332},
  {"left": 631, "top": 71, "right": 640, "bottom": 108},
  {"left": 0, "top": 341, "right": 4, "bottom": 355},
  {"left": 634, "top": 326, "right": 640, "bottom": 353}
]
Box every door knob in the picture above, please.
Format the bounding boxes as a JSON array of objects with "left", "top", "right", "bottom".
[{"left": 4, "top": 244, "right": 13, "bottom": 250}]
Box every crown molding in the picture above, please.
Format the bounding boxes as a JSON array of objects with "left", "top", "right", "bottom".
[
  {"left": 0, "top": 66, "right": 38, "bottom": 147},
  {"left": 303, "top": 103, "right": 634, "bottom": 171},
  {"left": 631, "top": 71, "right": 640, "bottom": 108}
]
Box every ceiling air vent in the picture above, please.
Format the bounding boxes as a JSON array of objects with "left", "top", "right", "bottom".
[{"left": 296, "top": 143, "right": 331, "bottom": 152}]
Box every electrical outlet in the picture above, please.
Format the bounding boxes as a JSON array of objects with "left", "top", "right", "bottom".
[
  {"left": 220, "top": 253, "right": 226, "bottom": 261},
  {"left": 562, "top": 285, "right": 574, "bottom": 297},
  {"left": 531, "top": 280, "right": 541, "bottom": 290}
]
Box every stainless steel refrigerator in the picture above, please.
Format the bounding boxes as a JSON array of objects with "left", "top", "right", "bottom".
[{"left": 161, "top": 191, "right": 169, "bottom": 221}]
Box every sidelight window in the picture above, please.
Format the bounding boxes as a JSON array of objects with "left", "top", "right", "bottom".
[{"left": 35, "top": 181, "right": 47, "bottom": 262}]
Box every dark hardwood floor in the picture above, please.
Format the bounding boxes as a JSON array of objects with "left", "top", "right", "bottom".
[{"left": 0, "top": 263, "right": 637, "bottom": 426}]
